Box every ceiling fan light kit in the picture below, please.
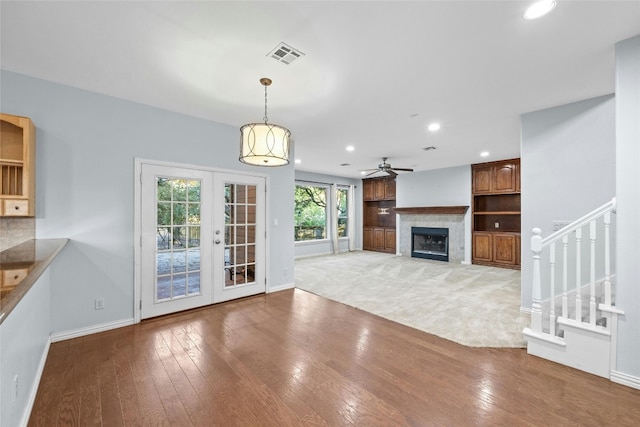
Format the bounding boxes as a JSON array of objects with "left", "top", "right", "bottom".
[{"left": 239, "top": 77, "right": 291, "bottom": 167}]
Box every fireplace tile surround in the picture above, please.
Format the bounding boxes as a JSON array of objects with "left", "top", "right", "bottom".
[{"left": 397, "top": 210, "right": 467, "bottom": 264}]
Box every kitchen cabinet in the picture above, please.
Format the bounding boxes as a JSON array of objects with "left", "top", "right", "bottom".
[{"left": 0, "top": 113, "right": 35, "bottom": 217}]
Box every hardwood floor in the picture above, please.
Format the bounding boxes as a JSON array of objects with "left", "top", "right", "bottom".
[{"left": 29, "top": 289, "right": 640, "bottom": 426}]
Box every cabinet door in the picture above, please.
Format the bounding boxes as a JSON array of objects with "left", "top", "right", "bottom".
[
  {"left": 384, "top": 228, "right": 396, "bottom": 252},
  {"left": 363, "top": 227, "right": 374, "bottom": 250},
  {"left": 473, "top": 232, "right": 493, "bottom": 262},
  {"left": 363, "top": 180, "right": 374, "bottom": 201},
  {"left": 493, "top": 233, "right": 517, "bottom": 265},
  {"left": 384, "top": 179, "right": 396, "bottom": 200},
  {"left": 472, "top": 166, "right": 492, "bottom": 194},
  {"left": 493, "top": 163, "right": 517, "bottom": 193},
  {"left": 373, "top": 228, "right": 386, "bottom": 249},
  {"left": 374, "top": 179, "right": 385, "bottom": 200}
]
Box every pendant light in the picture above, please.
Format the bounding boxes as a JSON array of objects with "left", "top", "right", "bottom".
[{"left": 239, "top": 78, "right": 291, "bottom": 166}]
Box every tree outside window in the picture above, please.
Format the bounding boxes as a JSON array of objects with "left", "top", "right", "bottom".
[
  {"left": 337, "top": 187, "right": 348, "bottom": 238},
  {"left": 294, "top": 185, "right": 327, "bottom": 241}
]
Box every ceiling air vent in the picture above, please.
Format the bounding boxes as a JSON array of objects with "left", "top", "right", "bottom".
[{"left": 267, "top": 42, "right": 305, "bottom": 65}]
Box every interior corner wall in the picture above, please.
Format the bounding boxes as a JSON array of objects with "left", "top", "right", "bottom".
[
  {"left": 520, "top": 94, "right": 616, "bottom": 309},
  {"left": 614, "top": 35, "right": 640, "bottom": 380},
  {"left": 0, "top": 70, "right": 295, "bottom": 335},
  {"left": 396, "top": 165, "right": 472, "bottom": 263},
  {"left": 294, "top": 170, "right": 362, "bottom": 258}
]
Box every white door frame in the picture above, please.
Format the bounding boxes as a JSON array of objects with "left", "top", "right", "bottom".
[{"left": 133, "top": 158, "right": 270, "bottom": 323}]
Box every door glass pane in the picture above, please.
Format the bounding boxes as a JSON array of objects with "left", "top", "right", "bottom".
[
  {"left": 156, "top": 177, "right": 202, "bottom": 301},
  {"left": 224, "top": 183, "right": 258, "bottom": 288}
]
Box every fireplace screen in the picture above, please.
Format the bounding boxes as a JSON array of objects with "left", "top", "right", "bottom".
[{"left": 411, "top": 227, "right": 449, "bottom": 262}]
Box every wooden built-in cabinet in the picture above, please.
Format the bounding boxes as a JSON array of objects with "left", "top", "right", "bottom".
[
  {"left": 0, "top": 113, "right": 35, "bottom": 217},
  {"left": 363, "top": 176, "right": 396, "bottom": 253},
  {"left": 472, "top": 158, "right": 521, "bottom": 269}
]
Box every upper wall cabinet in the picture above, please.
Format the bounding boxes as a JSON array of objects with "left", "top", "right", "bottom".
[
  {"left": 363, "top": 177, "right": 396, "bottom": 201},
  {"left": 472, "top": 159, "right": 519, "bottom": 194},
  {"left": 0, "top": 113, "right": 36, "bottom": 216}
]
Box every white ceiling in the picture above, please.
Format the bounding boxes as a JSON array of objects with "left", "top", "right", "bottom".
[{"left": 1, "top": 1, "right": 639, "bottom": 178}]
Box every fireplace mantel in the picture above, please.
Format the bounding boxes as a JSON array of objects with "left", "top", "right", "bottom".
[{"left": 394, "top": 206, "right": 469, "bottom": 215}]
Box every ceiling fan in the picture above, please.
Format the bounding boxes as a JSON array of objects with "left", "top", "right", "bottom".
[{"left": 363, "top": 157, "right": 414, "bottom": 177}]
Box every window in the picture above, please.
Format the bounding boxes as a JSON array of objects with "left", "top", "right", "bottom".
[
  {"left": 337, "top": 187, "right": 349, "bottom": 238},
  {"left": 294, "top": 184, "right": 328, "bottom": 241}
]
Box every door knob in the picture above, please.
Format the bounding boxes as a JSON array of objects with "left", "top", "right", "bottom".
[{"left": 215, "top": 239, "right": 221, "bottom": 244}]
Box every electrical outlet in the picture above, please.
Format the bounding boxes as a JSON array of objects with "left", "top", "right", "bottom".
[
  {"left": 494, "top": 222, "right": 500, "bottom": 228},
  {"left": 95, "top": 297, "right": 105, "bottom": 310},
  {"left": 552, "top": 220, "right": 572, "bottom": 231}
]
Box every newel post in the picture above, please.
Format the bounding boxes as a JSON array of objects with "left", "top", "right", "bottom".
[{"left": 531, "top": 228, "right": 543, "bottom": 334}]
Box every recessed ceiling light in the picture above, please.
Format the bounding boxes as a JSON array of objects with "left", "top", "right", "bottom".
[
  {"left": 524, "top": 0, "right": 556, "bottom": 20},
  {"left": 428, "top": 123, "right": 441, "bottom": 132},
  {"left": 480, "top": 151, "right": 490, "bottom": 157},
  {"left": 346, "top": 145, "right": 355, "bottom": 152},
  {"left": 295, "top": 158, "right": 301, "bottom": 164},
  {"left": 360, "top": 171, "right": 367, "bottom": 175}
]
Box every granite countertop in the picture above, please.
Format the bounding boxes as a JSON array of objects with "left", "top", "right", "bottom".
[{"left": 0, "top": 238, "right": 68, "bottom": 325}]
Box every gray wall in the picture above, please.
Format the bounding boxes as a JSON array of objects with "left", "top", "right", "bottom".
[
  {"left": 396, "top": 165, "right": 472, "bottom": 263},
  {"left": 1, "top": 71, "right": 295, "bottom": 335},
  {"left": 520, "top": 95, "right": 616, "bottom": 308},
  {"left": 294, "top": 170, "right": 362, "bottom": 258},
  {"left": 614, "top": 35, "right": 640, "bottom": 380}
]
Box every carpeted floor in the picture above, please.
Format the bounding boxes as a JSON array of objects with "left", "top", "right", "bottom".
[{"left": 295, "top": 251, "right": 529, "bottom": 348}]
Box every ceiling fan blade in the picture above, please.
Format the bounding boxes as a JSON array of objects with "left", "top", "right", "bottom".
[
  {"left": 392, "top": 168, "right": 414, "bottom": 172},
  {"left": 385, "top": 169, "right": 398, "bottom": 176},
  {"left": 365, "top": 170, "right": 382, "bottom": 177}
]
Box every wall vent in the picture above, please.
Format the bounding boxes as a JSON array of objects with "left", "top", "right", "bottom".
[{"left": 267, "top": 42, "right": 305, "bottom": 65}]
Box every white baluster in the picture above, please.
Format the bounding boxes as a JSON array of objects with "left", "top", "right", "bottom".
[
  {"left": 575, "top": 227, "right": 582, "bottom": 323},
  {"left": 562, "top": 235, "right": 568, "bottom": 318},
  {"left": 531, "top": 228, "right": 543, "bottom": 334},
  {"left": 589, "top": 220, "right": 596, "bottom": 326},
  {"left": 549, "top": 242, "right": 556, "bottom": 337},
  {"left": 604, "top": 210, "right": 611, "bottom": 306}
]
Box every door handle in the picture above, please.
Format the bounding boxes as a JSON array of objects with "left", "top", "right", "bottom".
[{"left": 215, "top": 239, "right": 221, "bottom": 244}]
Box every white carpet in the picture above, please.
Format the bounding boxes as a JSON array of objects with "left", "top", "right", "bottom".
[{"left": 295, "top": 251, "right": 529, "bottom": 348}]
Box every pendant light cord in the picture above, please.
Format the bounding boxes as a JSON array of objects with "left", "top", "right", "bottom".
[{"left": 263, "top": 84, "right": 269, "bottom": 124}]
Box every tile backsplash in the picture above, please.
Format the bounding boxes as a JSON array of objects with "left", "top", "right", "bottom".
[{"left": 0, "top": 217, "right": 35, "bottom": 252}]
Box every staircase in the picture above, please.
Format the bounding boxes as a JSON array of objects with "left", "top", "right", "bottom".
[{"left": 523, "top": 198, "right": 623, "bottom": 378}]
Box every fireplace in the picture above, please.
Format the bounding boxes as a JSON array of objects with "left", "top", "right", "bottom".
[{"left": 411, "top": 227, "right": 449, "bottom": 262}]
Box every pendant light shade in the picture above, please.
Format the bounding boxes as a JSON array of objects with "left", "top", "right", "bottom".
[{"left": 239, "top": 78, "right": 291, "bottom": 166}]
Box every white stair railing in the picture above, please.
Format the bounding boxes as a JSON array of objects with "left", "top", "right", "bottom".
[{"left": 529, "top": 198, "right": 616, "bottom": 340}]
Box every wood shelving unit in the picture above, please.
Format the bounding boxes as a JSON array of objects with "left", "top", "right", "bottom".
[
  {"left": 362, "top": 176, "right": 396, "bottom": 253},
  {"left": 471, "top": 158, "right": 521, "bottom": 269}
]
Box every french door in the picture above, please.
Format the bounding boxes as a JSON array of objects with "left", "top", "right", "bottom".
[{"left": 139, "top": 163, "right": 265, "bottom": 319}]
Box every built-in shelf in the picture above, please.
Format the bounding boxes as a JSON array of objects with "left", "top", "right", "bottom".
[
  {"left": 394, "top": 206, "right": 469, "bottom": 215},
  {"left": 474, "top": 211, "right": 520, "bottom": 215}
]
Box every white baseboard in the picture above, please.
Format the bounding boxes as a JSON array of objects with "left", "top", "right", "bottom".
[
  {"left": 51, "top": 318, "right": 135, "bottom": 343},
  {"left": 20, "top": 337, "right": 51, "bottom": 427},
  {"left": 268, "top": 282, "right": 295, "bottom": 293},
  {"left": 611, "top": 370, "right": 640, "bottom": 390}
]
